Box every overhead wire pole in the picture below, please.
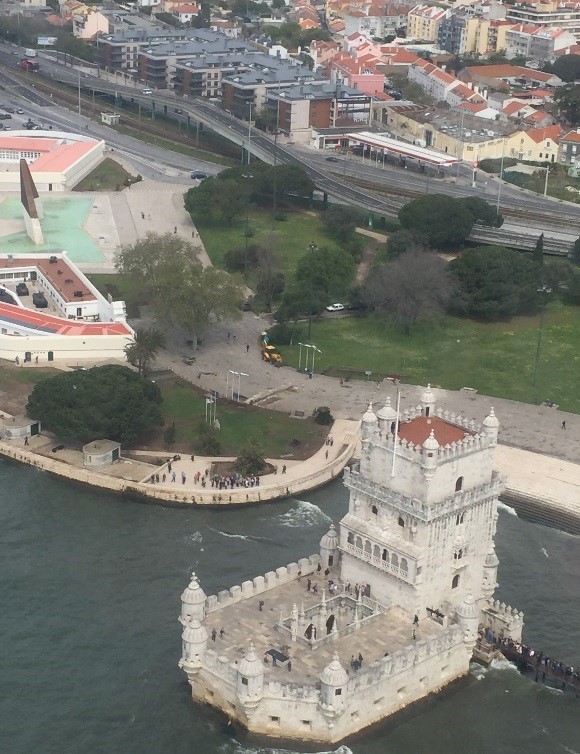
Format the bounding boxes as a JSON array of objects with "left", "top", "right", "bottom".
[
  {"left": 496, "top": 139, "right": 506, "bottom": 216},
  {"left": 77, "top": 70, "right": 82, "bottom": 132}
]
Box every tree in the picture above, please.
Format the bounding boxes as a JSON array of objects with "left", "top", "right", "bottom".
[
  {"left": 116, "top": 233, "right": 243, "bottom": 348},
  {"left": 195, "top": 422, "right": 221, "bottom": 455},
  {"left": 449, "top": 245, "right": 541, "bottom": 320},
  {"left": 551, "top": 54, "right": 580, "bottom": 83},
  {"left": 386, "top": 229, "right": 428, "bottom": 259},
  {"left": 124, "top": 327, "right": 166, "bottom": 377},
  {"left": 163, "top": 422, "right": 177, "bottom": 449},
  {"left": 26, "top": 365, "right": 163, "bottom": 446},
  {"left": 554, "top": 84, "right": 580, "bottom": 125},
  {"left": 571, "top": 236, "right": 580, "bottom": 264},
  {"left": 533, "top": 233, "right": 544, "bottom": 266},
  {"left": 364, "top": 249, "right": 451, "bottom": 333},
  {"left": 234, "top": 438, "right": 267, "bottom": 476},
  {"left": 322, "top": 206, "right": 363, "bottom": 244},
  {"left": 462, "top": 196, "right": 503, "bottom": 228},
  {"left": 255, "top": 243, "right": 285, "bottom": 312},
  {"left": 184, "top": 177, "right": 247, "bottom": 227},
  {"left": 398, "top": 195, "right": 476, "bottom": 248},
  {"left": 295, "top": 246, "right": 356, "bottom": 299}
]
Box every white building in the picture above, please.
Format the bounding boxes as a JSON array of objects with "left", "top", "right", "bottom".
[
  {"left": 0, "top": 253, "right": 133, "bottom": 363},
  {"left": 178, "top": 391, "right": 524, "bottom": 744}
]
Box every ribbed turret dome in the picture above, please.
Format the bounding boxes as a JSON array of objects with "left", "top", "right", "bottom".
[
  {"left": 485, "top": 550, "right": 499, "bottom": 568},
  {"left": 321, "top": 652, "right": 348, "bottom": 686},
  {"left": 483, "top": 407, "right": 500, "bottom": 429},
  {"left": 361, "top": 401, "right": 377, "bottom": 424},
  {"left": 376, "top": 397, "right": 398, "bottom": 423},
  {"left": 456, "top": 592, "right": 480, "bottom": 620},
  {"left": 181, "top": 571, "right": 207, "bottom": 607},
  {"left": 238, "top": 643, "right": 264, "bottom": 677},
  {"left": 182, "top": 619, "right": 208, "bottom": 645},
  {"left": 420, "top": 383, "right": 436, "bottom": 406},
  {"left": 422, "top": 429, "right": 439, "bottom": 451},
  {"left": 320, "top": 524, "right": 338, "bottom": 551}
]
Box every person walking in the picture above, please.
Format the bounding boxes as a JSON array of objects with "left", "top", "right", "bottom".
[
  {"left": 562, "top": 421, "right": 566, "bottom": 430},
  {"left": 246, "top": 344, "right": 250, "bottom": 353},
  {"left": 211, "top": 628, "right": 217, "bottom": 642}
]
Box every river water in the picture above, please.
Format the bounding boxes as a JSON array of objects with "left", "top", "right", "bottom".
[{"left": 1, "top": 462, "right": 579, "bottom": 754}]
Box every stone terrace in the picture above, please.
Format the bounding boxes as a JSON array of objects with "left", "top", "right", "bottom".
[{"left": 204, "top": 565, "right": 446, "bottom": 683}]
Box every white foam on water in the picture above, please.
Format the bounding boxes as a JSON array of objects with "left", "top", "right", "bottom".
[
  {"left": 470, "top": 662, "right": 487, "bottom": 680},
  {"left": 497, "top": 502, "right": 518, "bottom": 517},
  {"left": 221, "top": 742, "right": 353, "bottom": 754},
  {"left": 540, "top": 547, "right": 549, "bottom": 558},
  {"left": 185, "top": 530, "right": 203, "bottom": 544},
  {"left": 276, "top": 500, "right": 333, "bottom": 529},
  {"left": 490, "top": 657, "right": 520, "bottom": 673},
  {"left": 208, "top": 527, "right": 269, "bottom": 543}
]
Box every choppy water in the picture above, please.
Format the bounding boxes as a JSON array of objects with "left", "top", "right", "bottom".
[{"left": 1, "top": 463, "right": 579, "bottom": 754}]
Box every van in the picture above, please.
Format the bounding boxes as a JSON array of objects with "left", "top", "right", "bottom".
[
  {"left": 25, "top": 48, "right": 37, "bottom": 58},
  {"left": 32, "top": 292, "right": 48, "bottom": 308},
  {"left": 141, "top": 88, "right": 153, "bottom": 95}
]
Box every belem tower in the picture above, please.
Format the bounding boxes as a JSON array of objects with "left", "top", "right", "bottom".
[{"left": 178, "top": 387, "right": 524, "bottom": 744}]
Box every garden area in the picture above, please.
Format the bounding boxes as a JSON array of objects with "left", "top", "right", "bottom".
[
  {"left": 73, "top": 158, "right": 138, "bottom": 192},
  {"left": 275, "top": 301, "right": 580, "bottom": 414}
]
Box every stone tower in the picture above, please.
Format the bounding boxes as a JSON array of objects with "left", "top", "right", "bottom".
[{"left": 340, "top": 390, "right": 503, "bottom": 621}]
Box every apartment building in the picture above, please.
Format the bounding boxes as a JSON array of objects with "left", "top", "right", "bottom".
[
  {"left": 558, "top": 128, "right": 580, "bottom": 166},
  {"left": 504, "top": 24, "right": 577, "bottom": 63},
  {"left": 344, "top": 3, "right": 411, "bottom": 38},
  {"left": 408, "top": 59, "right": 487, "bottom": 105},
  {"left": 406, "top": 4, "right": 451, "bottom": 42},
  {"left": 506, "top": 1, "right": 580, "bottom": 40}
]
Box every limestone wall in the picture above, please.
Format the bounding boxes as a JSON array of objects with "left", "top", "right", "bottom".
[{"left": 0, "top": 431, "right": 357, "bottom": 507}]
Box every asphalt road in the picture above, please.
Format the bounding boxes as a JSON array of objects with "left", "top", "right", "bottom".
[{"left": 1, "top": 42, "right": 578, "bottom": 235}]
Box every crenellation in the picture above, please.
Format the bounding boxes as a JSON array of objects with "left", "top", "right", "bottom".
[{"left": 180, "top": 396, "right": 523, "bottom": 744}]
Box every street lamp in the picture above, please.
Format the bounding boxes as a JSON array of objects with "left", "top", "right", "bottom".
[
  {"left": 532, "top": 285, "right": 552, "bottom": 387},
  {"left": 496, "top": 139, "right": 506, "bottom": 216},
  {"left": 241, "top": 173, "right": 253, "bottom": 278},
  {"left": 226, "top": 370, "right": 249, "bottom": 402}
]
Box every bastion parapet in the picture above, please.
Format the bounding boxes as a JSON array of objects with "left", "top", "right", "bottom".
[{"left": 178, "top": 390, "right": 523, "bottom": 744}]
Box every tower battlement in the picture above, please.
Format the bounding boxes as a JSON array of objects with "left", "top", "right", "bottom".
[{"left": 178, "top": 387, "right": 523, "bottom": 744}]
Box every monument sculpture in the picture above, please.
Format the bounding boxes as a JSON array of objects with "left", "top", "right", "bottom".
[
  {"left": 178, "top": 388, "right": 523, "bottom": 744},
  {"left": 19, "top": 158, "right": 44, "bottom": 245}
]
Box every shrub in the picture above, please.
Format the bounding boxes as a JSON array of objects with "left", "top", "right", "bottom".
[
  {"left": 313, "top": 406, "right": 334, "bottom": 425},
  {"left": 195, "top": 422, "right": 221, "bottom": 455}
]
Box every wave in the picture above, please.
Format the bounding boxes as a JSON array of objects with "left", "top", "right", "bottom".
[
  {"left": 220, "top": 743, "right": 353, "bottom": 754},
  {"left": 275, "top": 500, "right": 333, "bottom": 529},
  {"left": 489, "top": 657, "right": 520, "bottom": 673},
  {"left": 498, "top": 502, "right": 518, "bottom": 517},
  {"left": 540, "top": 547, "right": 549, "bottom": 558},
  {"left": 185, "top": 530, "right": 203, "bottom": 544},
  {"left": 208, "top": 527, "right": 269, "bottom": 543}
]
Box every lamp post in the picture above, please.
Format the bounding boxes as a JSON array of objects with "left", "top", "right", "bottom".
[
  {"left": 227, "top": 370, "right": 248, "bottom": 401},
  {"left": 241, "top": 173, "right": 253, "bottom": 278},
  {"left": 456, "top": 110, "right": 465, "bottom": 180},
  {"left": 246, "top": 101, "right": 253, "bottom": 165},
  {"left": 543, "top": 164, "right": 550, "bottom": 197},
  {"left": 496, "top": 138, "right": 506, "bottom": 217},
  {"left": 532, "top": 285, "right": 552, "bottom": 387},
  {"left": 77, "top": 70, "right": 82, "bottom": 132}
]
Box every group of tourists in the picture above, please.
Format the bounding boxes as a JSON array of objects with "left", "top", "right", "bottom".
[
  {"left": 483, "top": 630, "right": 579, "bottom": 683},
  {"left": 209, "top": 473, "right": 261, "bottom": 489}
]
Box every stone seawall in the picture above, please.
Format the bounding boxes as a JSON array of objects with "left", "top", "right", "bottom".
[{"left": 0, "top": 436, "right": 357, "bottom": 508}]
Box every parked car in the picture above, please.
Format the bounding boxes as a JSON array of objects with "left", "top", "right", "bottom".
[
  {"left": 16, "top": 283, "right": 29, "bottom": 296},
  {"left": 32, "top": 292, "right": 48, "bottom": 308},
  {"left": 5, "top": 107, "right": 15, "bottom": 113},
  {"left": 326, "top": 303, "right": 345, "bottom": 312},
  {"left": 191, "top": 171, "right": 208, "bottom": 180},
  {"left": 174, "top": 108, "right": 183, "bottom": 114},
  {"left": 326, "top": 156, "right": 339, "bottom": 163},
  {"left": 0, "top": 288, "right": 15, "bottom": 303},
  {"left": 141, "top": 88, "right": 153, "bottom": 95},
  {"left": 16, "top": 109, "right": 24, "bottom": 114}
]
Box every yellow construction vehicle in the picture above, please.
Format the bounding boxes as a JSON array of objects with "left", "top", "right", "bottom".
[{"left": 262, "top": 344, "right": 283, "bottom": 365}]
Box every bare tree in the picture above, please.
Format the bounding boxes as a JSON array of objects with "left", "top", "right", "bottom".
[{"left": 365, "top": 248, "right": 451, "bottom": 333}]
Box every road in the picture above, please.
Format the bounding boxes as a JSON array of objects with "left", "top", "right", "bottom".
[{"left": 1, "top": 42, "right": 578, "bottom": 243}]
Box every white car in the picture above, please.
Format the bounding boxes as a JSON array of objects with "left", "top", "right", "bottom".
[
  {"left": 326, "top": 303, "right": 345, "bottom": 312},
  {"left": 142, "top": 88, "right": 153, "bottom": 95}
]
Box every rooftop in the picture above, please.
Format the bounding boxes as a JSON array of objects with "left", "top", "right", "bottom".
[
  {"left": 0, "top": 302, "right": 131, "bottom": 336},
  {"left": 398, "top": 416, "right": 474, "bottom": 447},
  {"left": 204, "top": 563, "right": 445, "bottom": 683},
  {"left": 0, "top": 256, "right": 96, "bottom": 305}
]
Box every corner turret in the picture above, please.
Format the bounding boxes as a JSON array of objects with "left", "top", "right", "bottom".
[
  {"left": 319, "top": 652, "right": 348, "bottom": 726},
  {"left": 376, "top": 396, "right": 398, "bottom": 434},
  {"left": 237, "top": 643, "right": 265, "bottom": 716},
  {"left": 482, "top": 549, "right": 499, "bottom": 598},
  {"left": 361, "top": 402, "right": 377, "bottom": 441},
  {"left": 455, "top": 592, "right": 480, "bottom": 652},
  {"left": 320, "top": 524, "right": 339, "bottom": 569},
  {"left": 482, "top": 407, "right": 500, "bottom": 446},
  {"left": 420, "top": 384, "right": 436, "bottom": 417},
  {"left": 178, "top": 618, "right": 208, "bottom": 676},
  {"left": 420, "top": 429, "right": 439, "bottom": 477},
  {"left": 181, "top": 571, "right": 207, "bottom": 623}
]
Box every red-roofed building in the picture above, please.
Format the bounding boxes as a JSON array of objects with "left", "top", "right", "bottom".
[
  {"left": 398, "top": 415, "right": 474, "bottom": 447},
  {"left": 0, "top": 132, "right": 105, "bottom": 192},
  {"left": 506, "top": 123, "right": 562, "bottom": 162},
  {"left": 328, "top": 52, "right": 386, "bottom": 94}
]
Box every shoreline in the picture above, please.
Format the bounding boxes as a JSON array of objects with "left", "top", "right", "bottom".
[{"left": 1, "top": 439, "right": 579, "bottom": 535}]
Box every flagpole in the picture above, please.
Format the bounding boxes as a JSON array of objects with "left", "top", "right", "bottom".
[{"left": 391, "top": 385, "right": 401, "bottom": 478}]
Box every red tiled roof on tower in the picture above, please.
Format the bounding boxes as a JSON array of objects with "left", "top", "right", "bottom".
[{"left": 398, "top": 416, "right": 474, "bottom": 446}]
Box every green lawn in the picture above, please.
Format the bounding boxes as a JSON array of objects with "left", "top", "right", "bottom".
[
  {"left": 276, "top": 302, "right": 580, "bottom": 413},
  {"left": 198, "top": 208, "right": 342, "bottom": 285},
  {"left": 158, "top": 377, "right": 326, "bottom": 457},
  {"left": 73, "top": 158, "right": 135, "bottom": 192},
  {"left": 114, "top": 124, "right": 237, "bottom": 166}
]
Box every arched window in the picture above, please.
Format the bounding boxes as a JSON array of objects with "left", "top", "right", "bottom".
[
  {"left": 382, "top": 548, "right": 388, "bottom": 561},
  {"left": 347, "top": 532, "right": 355, "bottom": 545},
  {"left": 373, "top": 545, "right": 380, "bottom": 559},
  {"left": 401, "top": 558, "right": 408, "bottom": 573},
  {"left": 398, "top": 516, "right": 405, "bottom": 528},
  {"left": 456, "top": 512, "right": 464, "bottom": 525},
  {"left": 364, "top": 540, "right": 372, "bottom": 554},
  {"left": 455, "top": 477, "right": 463, "bottom": 492},
  {"left": 371, "top": 505, "right": 378, "bottom": 515},
  {"left": 452, "top": 574, "right": 460, "bottom": 589},
  {"left": 391, "top": 553, "right": 399, "bottom": 568},
  {"left": 355, "top": 536, "right": 363, "bottom": 550}
]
